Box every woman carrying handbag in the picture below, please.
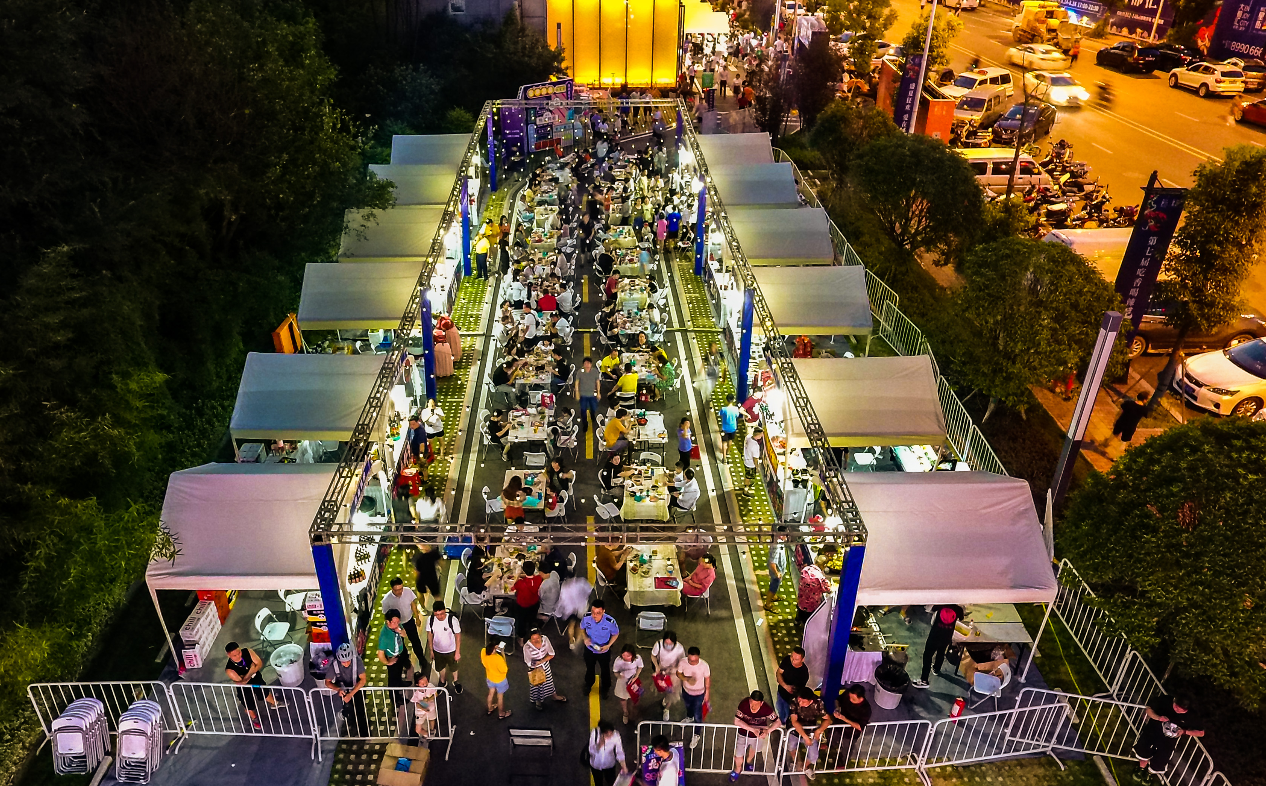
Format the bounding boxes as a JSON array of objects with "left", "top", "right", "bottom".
[{"left": 523, "top": 629, "right": 568, "bottom": 710}]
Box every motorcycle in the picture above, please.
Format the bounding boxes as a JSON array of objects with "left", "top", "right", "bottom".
[
  {"left": 950, "top": 119, "right": 992, "bottom": 149},
  {"left": 1070, "top": 188, "right": 1112, "bottom": 228},
  {"left": 1096, "top": 81, "right": 1113, "bottom": 108},
  {"left": 1106, "top": 203, "right": 1139, "bottom": 227}
]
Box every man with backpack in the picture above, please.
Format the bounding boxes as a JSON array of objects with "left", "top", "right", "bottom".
[{"left": 426, "top": 601, "right": 464, "bottom": 694}]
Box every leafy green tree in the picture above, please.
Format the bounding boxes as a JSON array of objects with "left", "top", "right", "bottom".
[
  {"left": 752, "top": 58, "right": 794, "bottom": 146},
  {"left": 822, "top": 0, "right": 898, "bottom": 78},
  {"left": 1151, "top": 146, "right": 1266, "bottom": 412},
  {"left": 953, "top": 237, "right": 1122, "bottom": 416},
  {"left": 1060, "top": 417, "right": 1266, "bottom": 710},
  {"left": 793, "top": 34, "right": 845, "bottom": 129},
  {"left": 849, "top": 132, "right": 983, "bottom": 254},
  {"left": 808, "top": 99, "right": 900, "bottom": 183},
  {"left": 899, "top": 8, "right": 964, "bottom": 70}
]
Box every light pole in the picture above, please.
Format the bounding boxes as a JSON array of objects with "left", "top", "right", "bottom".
[
  {"left": 1005, "top": 70, "right": 1035, "bottom": 199},
  {"left": 907, "top": 0, "right": 939, "bottom": 134}
]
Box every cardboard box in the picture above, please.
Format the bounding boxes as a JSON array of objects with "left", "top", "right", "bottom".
[{"left": 377, "top": 744, "right": 429, "bottom": 786}]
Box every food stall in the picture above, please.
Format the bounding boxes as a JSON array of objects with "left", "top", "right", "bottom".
[
  {"left": 367, "top": 164, "right": 456, "bottom": 206},
  {"left": 389, "top": 134, "right": 470, "bottom": 168},
  {"left": 697, "top": 133, "right": 775, "bottom": 166},
  {"left": 297, "top": 261, "right": 420, "bottom": 333},
  {"left": 707, "top": 163, "right": 802, "bottom": 208},
  {"left": 729, "top": 208, "right": 837, "bottom": 266}
]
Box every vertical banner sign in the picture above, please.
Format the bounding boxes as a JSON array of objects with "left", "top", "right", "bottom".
[
  {"left": 675, "top": 108, "right": 683, "bottom": 153},
  {"left": 737, "top": 288, "right": 755, "bottom": 404},
  {"left": 1052, "top": 311, "right": 1122, "bottom": 505},
  {"left": 420, "top": 289, "right": 437, "bottom": 402},
  {"left": 822, "top": 545, "right": 866, "bottom": 714},
  {"left": 694, "top": 187, "right": 707, "bottom": 276},
  {"left": 1115, "top": 175, "right": 1187, "bottom": 331},
  {"left": 310, "top": 542, "right": 350, "bottom": 651},
  {"left": 486, "top": 112, "right": 497, "bottom": 193},
  {"left": 894, "top": 54, "right": 924, "bottom": 133},
  {"left": 460, "top": 179, "right": 472, "bottom": 278}
]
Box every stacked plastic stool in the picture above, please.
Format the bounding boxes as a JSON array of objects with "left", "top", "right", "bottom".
[
  {"left": 115, "top": 699, "right": 165, "bottom": 783},
  {"left": 51, "top": 697, "right": 109, "bottom": 775}
]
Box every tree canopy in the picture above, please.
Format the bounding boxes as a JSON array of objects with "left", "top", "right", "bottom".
[
  {"left": 793, "top": 34, "right": 846, "bottom": 129},
  {"left": 808, "top": 100, "right": 901, "bottom": 182},
  {"left": 1060, "top": 417, "right": 1266, "bottom": 710},
  {"left": 952, "top": 237, "right": 1122, "bottom": 412},
  {"left": 899, "top": 8, "right": 964, "bottom": 70},
  {"left": 821, "top": 0, "right": 897, "bottom": 77}
]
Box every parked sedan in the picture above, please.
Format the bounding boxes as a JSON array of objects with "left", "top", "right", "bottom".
[
  {"left": 991, "top": 101, "right": 1058, "bottom": 143},
  {"left": 1095, "top": 41, "right": 1157, "bottom": 73},
  {"left": 1024, "top": 71, "right": 1091, "bottom": 106},
  {"left": 1174, "top": 339, "right": 1266, "bottom": 417},
  {"left": 1007, "top": 43, "right": 1072, "bottom": 71},
  {"left": 1232, "top": 97, "right": 1266, "bottom": 127},
  {"left": 1225, "top": 57, "right": 1266, "bottom": 91},
  {"left": 1168, "top": 62, "right": 1246, "bottom": 96},
  {"left": 1127, "top": 303, "right": 1266, "bottom": 359},
  {"left": 1143, "top": 43, "right": 1200, "bottom": 72}
]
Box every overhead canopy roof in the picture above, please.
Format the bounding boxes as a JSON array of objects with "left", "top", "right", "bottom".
[
  {"left": 683, "top": 2, "right": 731, "bottom": 34},
  {"left": 754, "top": 266, "right": 870, "bottom": 335},
  {"left": 230, "top": 352, "right": 385, "bottom": 442},
  {"left": 390, "top": 134, "right": 469, "bottom": 167},
  {"left": 339, "top": 206, "right": 446, "bottom": 262},
  {"left": 368, "top": 164, "right": 456, "bottom": 206},
  {"left": 731, "top": 207, "right": 835, "bottom": 266},
  {"left": 847, "top": 472, "right": 1058, "bottom": 606},
  {"left": 786, "top": 356, "right": 946, "bottom": 448},
  {"left": 147, "top": 463, "right": 335, "bottom": 590},
  {"left": 710, "top": 163, "right": 801, "bottom": 207},
  {"left": 298, "top": 262, "right": 421, "bottom": 331},
  {"left": 697, "top": 133, "right": 775, "bottom": 165}
]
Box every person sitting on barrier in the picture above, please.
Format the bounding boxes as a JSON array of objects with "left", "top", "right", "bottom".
[
  {"left": 224, "top": 642, "right": 285, "bottom": 730},
  {"left": 832, "top": 683, "right": 872, "bottom": 734},
  {"left": 730, "top": 689, "right": 780, "bottom": 781},
  {"left": 324, "top": 642, "right": 369, "bottom": 736},
  {"left": 787, "top": 687, "right": 830, "bottom": 781}
]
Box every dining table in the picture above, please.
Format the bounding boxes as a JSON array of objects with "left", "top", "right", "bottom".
[
  {"left": 624, "top": 546, "right": 682, "bottom": 607},
  {"left": 606, "top": 226, "right": 639, "bottom": 250},
  {"left": 616, "top": 279, "right": 649, "bottom": 311},
  {"left": 628, "top": 411, "right": 668, "bottom": 456},
  {"left": 612, "top": 247, "right": 646, "bottom": 276},
  {"left": 620, "top": 352, "right": 661, "bottom": 383},
  {"left": 619, "top": 466, "right": 670, "bottom": 522},
  {"left": 505, "top": 410, "right": 550, "bottom": 444},
  {"left": 954, "top": 603, "right": 1033, "bottom": 645}
]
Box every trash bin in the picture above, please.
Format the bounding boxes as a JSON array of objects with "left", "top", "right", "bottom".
[
  {"left": 270, "top": 644, "right": 306, "bottom": 688},
  {"left": 873, "top": 650, "right": 911, "bottom": 710}
]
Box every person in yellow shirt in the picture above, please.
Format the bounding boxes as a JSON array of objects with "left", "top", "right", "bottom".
[
  {"left": 474, "top": 233, "right": 491, "bottom": 279},
  {"left": 614, "top": 363, "right": 640, "bottom": 403},
  {"left": 482, "top": 642, "right": 511, "bottom": 719},
  {"left": 599, "top": 348, "right": 623, "bottom": 382},
  {"left": 603, "top": 408, "right": 632, "bottom": 457}
]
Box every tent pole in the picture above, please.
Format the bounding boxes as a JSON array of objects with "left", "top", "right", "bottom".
[
  {"left": 1021, "top": 602, "right": 1053, "bottom": 683},
  {"left": 149, "top": 583, "right": 178, "bottom": 670},
  {"left": 822, "top": 544, "right": 865, "bottom": 714}
]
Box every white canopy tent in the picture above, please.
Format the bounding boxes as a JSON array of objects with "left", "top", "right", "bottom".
[
  {"left": 390, "top": 134, "right": 469, "bottom": 167},
  {"left": 785, "top": 356, "right": 946, "bottom": 448},
  {"left": 230, "top": 352, "right": 385, "bottom": 442},
  {"left": 338, "top": 206, "right": 446, "bottom": 262},
  {"left": 697, "top": 133, "right": 774, "bottom": 166},
  {"left": 754, "top": 267, "right": 870, "bottom": 331},
  {"left": 297, "top": 262, "right": 421, "bottom": 331},
  {"left": 709, "top": 163, "right": 801, "bottom": 207},
  {"left": 733, "top": 208, "right": 836, "bottom": 266},
  {"left": 368, "top": 164, "right": 455, "bottom": 206},
  {"left": 146, "top": 463, "right": 337, "bottom": 662},
  {"left": 683, "top": 1, "right": 731, "bottom": 35}
]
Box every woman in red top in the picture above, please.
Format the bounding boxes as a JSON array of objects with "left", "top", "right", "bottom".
[
  {"left": 681, "top": 554, "right": 716, "bottom": 599},
  {"left": 511, "top": 561, "right": 545, "bottom": 643},
  {"left": 502, "top": 476, "right": 526, "bottom": 526}
]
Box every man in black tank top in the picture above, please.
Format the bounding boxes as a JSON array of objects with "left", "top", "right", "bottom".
[{"left": 224, "top": 642, "right": 285, "bottom": 729}]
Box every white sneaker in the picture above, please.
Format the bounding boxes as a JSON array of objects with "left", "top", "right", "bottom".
[
  {"left": 662, "top": 707, "right": 671, "bottom": 721},
  {"left": 690, "top": 735, "right": 700, "bottom": 749}
]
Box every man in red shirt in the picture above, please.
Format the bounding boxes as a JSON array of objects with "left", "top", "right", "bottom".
[
  {"left": 731, "top": 689, "right": 780, "bottom": 780},
  {"left": 511, "top": 561, "right": 545, "bottom": 645},
  {"left": 605, "top": 272, "right": 621, "bottom": 298}
]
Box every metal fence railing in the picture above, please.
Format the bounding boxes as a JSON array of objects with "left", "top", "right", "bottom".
[
  {"left": 1052, "top": 559, "right": 1149, "bottom": 695},
  {"left": 923, "top": 702, "right": 1070, "bottom": 769},
  {"left": 779, "top": 720, "right": 931, "bottom": 777},
  {"left": 635, "top": 721, "right": 784, "bottom": 775},
  {"left": 309, "top": 686, "right": 455, "bottom": 760},
  {"left": 168, "top": 682, "right": 315, "bottom": 743},
  {"left": 28, "top": 681, "right": 182, "bottom": 744}
]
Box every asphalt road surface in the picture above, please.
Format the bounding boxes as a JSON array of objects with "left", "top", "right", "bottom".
[{"left": 883, "top": 0, "right": 1266, "bottom": 315}]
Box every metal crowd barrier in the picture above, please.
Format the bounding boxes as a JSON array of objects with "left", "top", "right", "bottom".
[
  {"left": 168, "top": 682, "right": 316, "bottom": 757},
  {"left": 309, "top": 686, "right": 455, "bottom": 761},
  {"left": 1052, "top": 560, "right": 1155, "bottom": 695},
  {"left": 779, "top": 719, "right": 931, "bottom": 778},
  {"left": 634, "top": 721, "right": 784, "bottom": 775},
  {"left": 923, "top": 701, "right": 1070, "bottom": 769},
  {"left": 28, "top": 681, "right": 182, "bottom": 747}
]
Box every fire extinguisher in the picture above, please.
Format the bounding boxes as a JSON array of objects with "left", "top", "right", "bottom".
[{"left": 949, "top": 697, "right": 965, "bottom": 718}]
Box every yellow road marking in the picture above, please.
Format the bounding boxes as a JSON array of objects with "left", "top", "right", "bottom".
[
  {"left": 583, "top": 332, "right": 594, "bottom": 460},
  {"left": 587, "top": 516, "right": 598, "bottom": 723}
]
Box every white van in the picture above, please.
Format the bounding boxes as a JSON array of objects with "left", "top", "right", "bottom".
[
  {"left": 1042, "top": 227, "right": 1135, "bottom": 281},
  {"left": 942, "top": 67, "right": 1015, "bottom": 99},
  {"left": 958, "top": 148, "right": 1053, "bottom": 189}
]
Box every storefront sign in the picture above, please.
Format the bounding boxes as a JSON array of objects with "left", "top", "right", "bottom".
[
  {"left": 1115, "top": 178, "right": 1186, "bottom": 331},
  {"left": 1210, "top": 0, "right": 1266, "bottom": 59},
  {"left": 893, "top": 55, "right": 923, "bottom": 133},
  {"left": 1064, "top": 0, "right": 1174, "bottom": 41},
  {"left": 517, "top": 79, "right": 574, "bottom": 101}
]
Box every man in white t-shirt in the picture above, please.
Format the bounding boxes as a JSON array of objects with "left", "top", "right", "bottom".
[
  {"left": 677, "top": 647, "right": 712, "bottom": 748},
  {"left": 520, "top": 304, "right": 540, "bottom": 348},
  {"left": 381, "top": 578, "right": 425, "bottom": 666},
  {"left": 652, "top": 734, "right": 681, "bottom": 785},
  {"left": 426, "top": 601, "right": 463, "bottom": 695},
  {"left": 741, "top": 426, "right": 763, "bottom": 497}
]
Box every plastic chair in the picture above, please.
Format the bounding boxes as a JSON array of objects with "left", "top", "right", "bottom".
[
  {"left": 970, "top": 665, "right": 1012, "bottom": 711},
  {"left": 485, "top": 615, "right": 517, "bottom": 655},
  {"left": 545, "top": 490, "right": 570, "bottom": 522},
  {"left": 254, "top": 607, "right": 291, "bottom": 652},
  {"left": 670, "top": 497, "right": 698, "bottom": 524},
  {"left": 566, "top": 552, "right": 578, "bottom": 575},
  {"left": 638, "top": 451, "right": 662, "bottom": 466},
  {"left": 683, "top": 586, "right": 711, "bottom": 617},
  {"left": 635, "top": 611, "right": 667, "bottom": 650},
  {"left": 461, "top": 548, "right": 473, "bottom": 572},
  {"left": 595, "top": 501, "right": 624, "bottom": 527},
  {"left": 483, "top": 485, "right": 504, "bottom": 524},
  {"left": 593, "top": 560, "right": 610, "bottom": 601},
  {"left": 524, "top": 452, "right": 547, "bottom": 469}
]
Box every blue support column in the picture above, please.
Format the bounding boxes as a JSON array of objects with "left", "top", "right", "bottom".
[
  {"left": 737, "top": 288, "right": 754, "bottom": 403},
  {"left": 311, "top": 540, "right": 350, "bottom": 651},
  {"left": 694, "top": 187, "right": 707, "bottom": 276},
  {"left": 420, "top": 290, "right": 437, "bottom": 401},
  {"left": 487, "top": 113, "right": 498, "bottom": 193},
  {"left": 822, "top": 545, "right": 866, "bottom": 714},
  {"left": 675, "top": 108, "right": 683, "bottom": 155},
  {"left": 461, "top": 179, "right": 472, "bottom": 277}
]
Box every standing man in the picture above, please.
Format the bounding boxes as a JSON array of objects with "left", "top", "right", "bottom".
[
  {"left": 575, "top": 356, "right": 603, "bottom": 438},
  {"left": 1111, "top": 392, "right": 1149, "bottom": 444},
  {"left": 377, "top": 610, "right": 413, "bottom": 694},
  {"left": 474, "top": 228, "right": 491, "bottom": 279},
  {"left": 324, "top": 642, "right": 369, "bottom": 735},
  {"left": 426, "top": 601, "right": 464, "bottom": 694},
  {"left": 677, "top": 646, "right": 712, "bottom": 749},
  {"left": 382, "top": 578, "right": 428, "bottom": 673},
  {"left": 913, "top": 605, "right": 965, "bottom": 689},
  {"left": 719, "top": 394, "right": 742, "bottom": 463},
  {"left": 718, "top": 63, "right": 732, "bottom": 99},
  {"left": 832, "top": 684, "right": 872, "bottom": 758},
  {"left": 730, "top": 689, "right": 780, "bottom": 780},
  {"left": 651, "top": 735, "right": 682, "bottom": 786},
  {"left": 412, "top": 545, "right": 443, "bottom": 615},
  {"left": 742, "top": 426, "right": 764, "bottom": 496},
  {"left": 767, "top": 526, "right": 787, "bottom": 606},
  {"left": 580, "top": 600, "right": 620, "bottom": 698},
  {"left": 787, "top": 687, "right": 831, "bottom": 780},
  {"left": 775, "top": 646, "right": 810, "bottom": 724},
  {"left": 224, "top": 642, "right": 284, "bottom": 730},
  {"left": 1133, "top": 695, "right": 1204, "bottom": 782}
]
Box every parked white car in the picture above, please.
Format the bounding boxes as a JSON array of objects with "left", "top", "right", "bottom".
[
  {"left": 943, "top": 0, "right": 980, "bottom": 8},
  {"left": 1023, "top": 71, "right": 1090, "bottom": 106},
  {"left": 1174, "top": 339, "right": 1266, "bottom": 417},
  {"left": 942, "top": 67, "right": 1015, "bottom": 99},
  {"left": 1168, "top": 61, "right": 1246, "bottom": 97},
  {"left": 1007, "top": 44, "right": 1072, "bottom": 71}
]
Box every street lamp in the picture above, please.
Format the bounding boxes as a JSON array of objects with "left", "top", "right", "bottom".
[
  {"left": 907, "top": 0, "right": 939, "bottom": 135},
  {"left": 1004, "top": 68, "right": 1036, "bottom": 199}
]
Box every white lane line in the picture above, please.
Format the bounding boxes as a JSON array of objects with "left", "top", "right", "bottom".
[
  {"left": 1092, "top": 143, "right": 1114, "bottom": 155},
  {"left": 1251, "top": 140, "right": 1265, "bottom": 147},
  {"left": 1161, "top": 178, "right": 1183, "bottom": 188},
  {"left": 1174, "top": 112, "right": 1200, "bottom": 122},
  {"left": 667, "top": 256, "right": 758, "bottom": 694}
]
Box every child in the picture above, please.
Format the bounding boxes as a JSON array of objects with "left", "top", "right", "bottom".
[{"left": 410, "top": 672, "right": 439, "bottom": 740}]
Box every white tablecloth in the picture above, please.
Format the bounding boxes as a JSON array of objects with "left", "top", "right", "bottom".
[
  {"left": 840, "top": 649, "right": 884, "bottom": 686},
  {"left": 620, "top": 469, "right": 670, "bottom": 521},
  {"left": 624, "top": 547, "right": 682, "bottom": 607}
]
